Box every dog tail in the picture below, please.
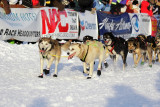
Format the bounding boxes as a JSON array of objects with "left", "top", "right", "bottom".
[{"left": 61, "top": 40, "right": 72, "bottom": 51}]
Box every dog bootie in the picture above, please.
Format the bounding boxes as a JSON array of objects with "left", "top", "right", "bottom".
[
  {"left": 141, "top": 61, "right": 144, "bottom": 65},
  {"left": 38, "top": 74, "right": 43, "bottom": 78},
  {"left": 87, "top": 76, "right": 91, "bottom": 79},
  {"left": 104, "top": 62, "right": 109, "bottom": 68},
  {"left": 53, "top": 74, "right": 57, "bottom": 77},
  {"left": 97, "top": 70, "right": 101, "bottom": 76},
  {"left": 43, "top": 69, "right": 50, "bottom": 75}
]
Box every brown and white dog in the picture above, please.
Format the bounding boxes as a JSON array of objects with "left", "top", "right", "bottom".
[
  {"left": 127, "top": 34, "right": 153, "bottom": 67},
  {"left": 38, "top": 37, "right": 71, "bottom": 78},
  {"left": 67, "top": 41, "right": 109, "bottom": 79}
]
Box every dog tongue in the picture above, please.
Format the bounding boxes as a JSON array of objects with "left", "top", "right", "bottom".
[
  {"left": 68, "top": 52, "right": 76, "bottom": 60},
  {"left": 68, "top": 55, "right": 72, "bottom": 60},
  {"left": 105, "top": 41, "right": 108, "bottom": 43},
  {"left": 40, "top": 50, "right": 45, "bottom": 53}
]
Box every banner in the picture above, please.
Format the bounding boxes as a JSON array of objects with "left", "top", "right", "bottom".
[
  {"left": 78, "top": 11, "right": 98, "bottom": 40},
  {"left": 150, "top": 16, "right": 157, "bottom": 37},
  {"left": 0, "top": 8, "right": 41, "bottom": 42},
  {"left": 41, "top": 7, "right": 79, "bottom": 39},
  {"left": 129, "top": 13, "right": 152, "bottom": 37},
  {"left": 97, "top": 11, "right": 132, "bottom": 39},
  {"left": 154, "top": 15, "right": 160, "bottom": 36}
]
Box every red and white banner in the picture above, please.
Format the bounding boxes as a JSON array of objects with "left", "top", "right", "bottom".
[
  {"left": 0, "top": 8, "right": 41, "bottom": 42},
  {"left": 78, "top": 11, "right": 98, "bottom": 40},
  {"left": 150, "top": 16, "right": 158, "bottom": 37},
  {"left": 41, "top": 7, "right": 79, "bottom": 39}
]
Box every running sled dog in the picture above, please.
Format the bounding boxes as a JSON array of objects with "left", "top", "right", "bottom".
[
  {"left": 127, "top": 34, "right": 153, "bottom": 67},
  {"left": 67, "top": 41, "right": 109, "bottom": 79},
  {"left": 103, "top": 32, "right": 128, "bottom": 70},
  {"left": 38, "top": 37, "right": 71, "bottom": 78}
]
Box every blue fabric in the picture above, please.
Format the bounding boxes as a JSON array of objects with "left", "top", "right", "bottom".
[
  {"left": 97, "top": 11, "right": 132, "bottom": 36},
  {"left": 102, "top": 4, "right": 111, "bottom": 12},
  {"left": 120, "top": 0, "right": 127, "bottom": 5},
  {"left": 93, "top": 0, "right": 105, "bottom": 11}
]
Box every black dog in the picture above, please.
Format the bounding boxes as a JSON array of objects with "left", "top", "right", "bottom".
[
  {"left": 103, "top": 32, "right": 128, "bottom": 70},
  {"left": 83, "top": 35, "right": 93, "bottom": 43}
]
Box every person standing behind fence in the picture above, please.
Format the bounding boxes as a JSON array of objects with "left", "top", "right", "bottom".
[
  {"left": 110, "top": 0, "right": 119, "bottom": 14},
  {"left": 101, "top": 0, "right": 111, "bottom": 12},
  {"left": 120, "top": 0, "right": 127, "bottom": 13},
  {"left": 132, "top": 0, "right": 140, "bottom": 13},
  {"left": 110, "top": 0, "right": 126, "bottom": 15},
  {"left": 32, "top": 0, "right": 40, "bottom": 6},
  {"left": 140, "top": 0, "right": 153, "bottom": 16},
  {"left": 125, "top": 0, "right": 134, "bottom": 13},
  {"left": 93, "top": 0, "right": 105, "bottom": 11}
]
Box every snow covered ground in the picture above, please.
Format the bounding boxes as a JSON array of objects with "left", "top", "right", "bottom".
[{"left": 0, "top": 40, "right": 160, "bottom": 107}]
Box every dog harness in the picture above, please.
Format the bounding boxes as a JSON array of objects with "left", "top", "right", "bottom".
[
  {"left": 80, "top": 45, "right": 89, "bottom": 62},
  {"left": 107, "top": 42, "right": 115, "bottom": 54}
]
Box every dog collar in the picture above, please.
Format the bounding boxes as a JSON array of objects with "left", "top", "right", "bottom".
[{"left": 80, "top": 45, "right": 89, "bottom": 62}]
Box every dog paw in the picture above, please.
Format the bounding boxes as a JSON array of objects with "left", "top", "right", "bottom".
[
  {"left": 87, "top": 76, "right": 91, "bottom": 79},
  {"left": 152, "top": 60, "right": 155, "bottom": 64},
  {"left": 104, "top": 62, "right": 109, "bottom": 68},
  {"left": 86, "top": 68, "right": 89, "bottom": 71},
  {"left": 97, "top": 70, "right": 101, "bottom": 76},
  {"left": 38, "top": 74, "right": 43, "bottom": 78},
  {"left": 43, "top": 69, "right": 50, "bottom": 75},
  {"left": 83, "top": 71, "right": 89, "bottom": 75},
  {"left": 53, "top": 74, "right": 57, "bottom": 77},
  {"left": 141, "top": 61, "right": 144, "bottom": 65}
]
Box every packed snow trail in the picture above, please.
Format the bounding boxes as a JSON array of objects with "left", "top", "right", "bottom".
[{"left": 0, "top": 41, "right": 160, "bottom": 107}]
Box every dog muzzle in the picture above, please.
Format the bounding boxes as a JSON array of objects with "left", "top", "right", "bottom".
[
  {"left": 129, "top": 50, "right": 133, "bottom": 53},
  {"left": 105, "top": 41, "right": 109, "bottom": 44}
]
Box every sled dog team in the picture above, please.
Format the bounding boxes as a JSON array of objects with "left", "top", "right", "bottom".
[{"left": 38, "top": 33, "right": 160, "bottom": 79}]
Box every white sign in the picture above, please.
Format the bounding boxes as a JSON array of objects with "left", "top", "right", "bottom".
[
  {"left": 0, "top": 8, "right": 41, "bottom": 42},
  {"left": 129, "top": 13, "right": 152, "bottom": 37},
  {"left": 78, "top": 11, "right": 98, "bottom": 41}
]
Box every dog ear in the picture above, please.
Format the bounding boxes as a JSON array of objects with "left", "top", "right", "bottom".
[
  {"left": 134, "top": 39, "right": 138, "bottom": 47},
  {"left": 79, "top": 44, "right": 81, "bottom": 48},
  {"left": 39, "top": 37, "right": 42, "bottom": 43}
]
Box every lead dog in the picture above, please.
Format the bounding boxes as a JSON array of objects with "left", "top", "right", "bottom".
[
  {"left": 67, "top": 41, "right": 109, "bottom": 79},
  {"left": 38, "top": 37, "right": 71, "bottom": 78}
]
